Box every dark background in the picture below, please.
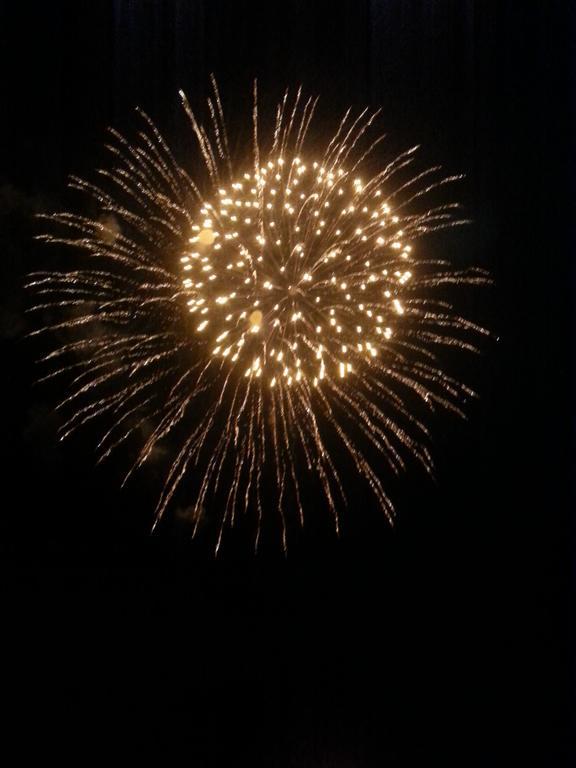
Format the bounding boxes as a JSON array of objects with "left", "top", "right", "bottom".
[{"left": 0, "top": 1, "right": 573, "bottom": 763}]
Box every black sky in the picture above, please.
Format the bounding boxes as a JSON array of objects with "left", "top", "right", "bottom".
[{"left": 0, "top": 1, "right": 573, "bottom": 763}]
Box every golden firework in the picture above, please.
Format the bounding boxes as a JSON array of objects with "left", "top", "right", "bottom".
[{"left": 29, "top": 78, "right": 489, "bottom": 552}]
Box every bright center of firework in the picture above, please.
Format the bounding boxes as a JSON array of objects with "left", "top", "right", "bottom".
[{"left": 181, "top": 157, "right": 413, "bottom": 386}]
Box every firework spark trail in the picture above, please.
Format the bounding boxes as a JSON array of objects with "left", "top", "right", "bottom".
[{"left": 28, "top": 80, "right": 490, "bottom": 552}]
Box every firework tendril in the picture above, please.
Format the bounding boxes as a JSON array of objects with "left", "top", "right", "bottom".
[{"left": 29, "top": 79, "right": 490, "bottom": 552}]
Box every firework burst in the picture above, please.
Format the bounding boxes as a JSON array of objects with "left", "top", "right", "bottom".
[{"left": 29, "top": 79, "right": 489, "bottom": 551}]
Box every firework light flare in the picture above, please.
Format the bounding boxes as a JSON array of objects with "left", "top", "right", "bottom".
[{"left": 29, "top": 78, "right": 490, "bottom": 551}]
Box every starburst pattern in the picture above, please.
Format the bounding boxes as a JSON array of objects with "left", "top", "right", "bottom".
[{"left": 29, "top": 79, "right": 489, "bottom": 551}]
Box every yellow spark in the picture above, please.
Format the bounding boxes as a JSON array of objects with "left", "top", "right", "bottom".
[{"left": 198, "top": 228, "right": 216, "bottom": 245}]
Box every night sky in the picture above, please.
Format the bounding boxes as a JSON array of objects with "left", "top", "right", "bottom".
[{"left": 0, "top": 1, "right": 573, "bottom": 763}]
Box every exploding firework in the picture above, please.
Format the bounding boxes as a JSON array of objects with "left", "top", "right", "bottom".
[{"left": 29, "top": 79, "right": 489, "bottom": 551}]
